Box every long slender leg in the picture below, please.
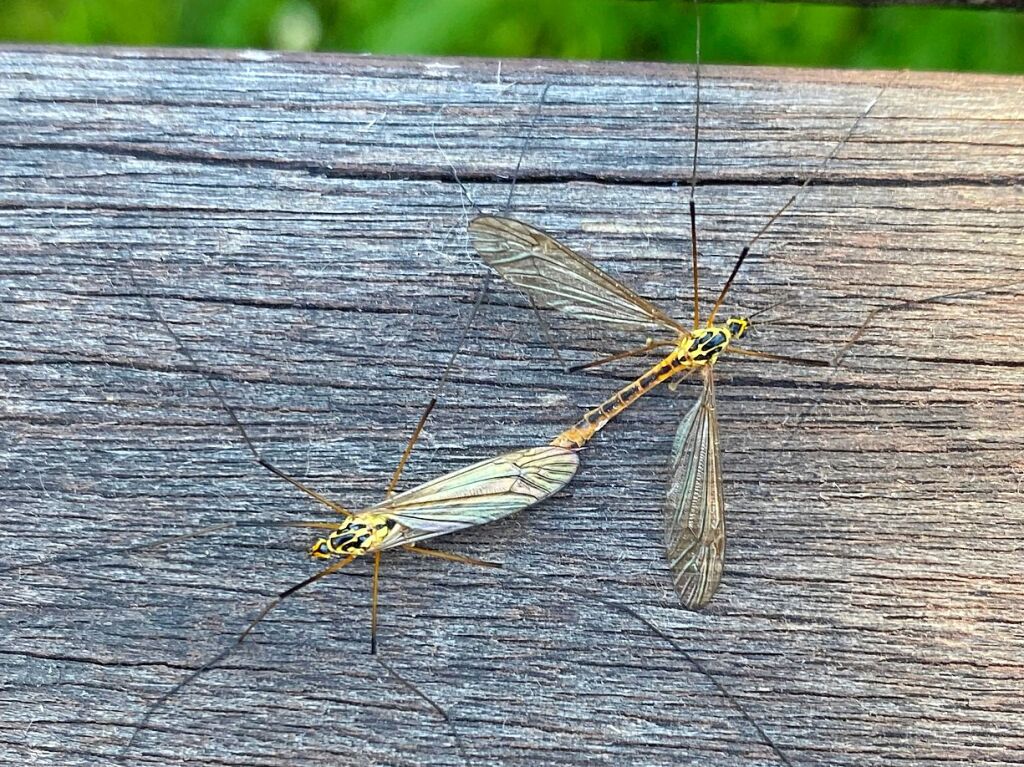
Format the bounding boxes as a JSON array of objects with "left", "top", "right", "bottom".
[
  {"left": 504, "top": 83, "right": 550, "bottom": 214},
  {"left": 123, "top": 554, "right": 357, "bottom": 757},
  {"left": 705, "top": 74, "right": 900, "bottom": 325},
  {"left": 371, "top": 263, "right": 500, "bottom": 654},
  {"left": 384, "top": 399, "right": 437, "bottom": 499},
  {"left": 513, "top": 85, "right": 571, "bottom": 371},
  {"left": 437, "top": 85, "right": 568, "bottom": 373},
  {"left": 688, "top": 4, "right": 702, "bottom": 328},
  {"left": 370, "top": 551, "right": 382, "bottom": 655},
  {"left": 528, "top": 294, "right": 571, "bottom": 373},
  {"left": 746, "top": 295, "right": 793, "bottom": 322},
  {"left": 383, "top": 255, "right": 492, "bottom": 499},
  {"left": 128, "top": 271, "right": 352, "bottom": 517},
  {"left": 569, "top": 339, "right": 677, "bottom": 373},
  {"left": 728, "top": 346, "right": 830, "bottom": 368},
  {"left": 255, "top": 460, "right": 352, "bottom": 516},
  {"left": 403, "top": 544, "right": 501, "bottom": 569}
]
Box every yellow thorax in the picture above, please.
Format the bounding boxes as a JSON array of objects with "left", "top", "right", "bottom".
[
  {"left": 310, "top": 514, "right": 397, "bottom": 560},
  {"left": 677, "top": 316, "right": 749, "bottom": 366}
]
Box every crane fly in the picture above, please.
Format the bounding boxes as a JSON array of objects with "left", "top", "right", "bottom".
[
  {"left": 133, "top": 275, "right": 578, "bottom": 654},
  {"left": 469, "top": 79, "right": 886, "bottom": 609},
  {"left": 110, "top": 275, "right": 579, "bottom": 754},
  {"left": 468, "top": 214, "right": 751, "bottom": 608}
]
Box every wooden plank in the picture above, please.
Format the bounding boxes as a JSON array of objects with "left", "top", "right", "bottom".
[{"left": 1, "top": 46, "right": 1022, "bottom": 767}]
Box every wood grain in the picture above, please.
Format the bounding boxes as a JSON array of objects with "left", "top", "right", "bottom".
[{"left": 1, "top": 46, "right": 1022, "bottom": 767}]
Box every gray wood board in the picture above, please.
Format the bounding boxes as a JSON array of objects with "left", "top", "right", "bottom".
[{"left": 1, "top": 47, "right": 1022, "bottom": 767}]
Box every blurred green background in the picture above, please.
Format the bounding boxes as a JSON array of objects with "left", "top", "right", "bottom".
[{"left": 3, "top": 0, "right": 1023, "bottom": 73}]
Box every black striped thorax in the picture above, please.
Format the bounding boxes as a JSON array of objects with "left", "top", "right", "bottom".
[
  {"left": 680, "top": 325, "right": 733, "bottom": 365},
  {"left": 676, "top": 316, "right": 750, "bottom": 366},
  {"left": 310, "top": 514, "right": 398, "bottom": 560}
]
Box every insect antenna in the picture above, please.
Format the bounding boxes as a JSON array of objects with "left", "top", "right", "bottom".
[
  {"left": 724, "top": 297, "right": 834, "bottom": 367},
  {"left": 706, "top": 74, "right": 899, "bottom": 326},
  {"left": 730, "top": 297, "right": 819, "bottom": 342},
  {"left": 745, "top": 295, "right": 794, "bottom": 323}
]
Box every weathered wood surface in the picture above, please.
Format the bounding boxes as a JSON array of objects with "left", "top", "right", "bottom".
[{"left": 1, "top": 45, "right": 1022, "bottom": 767}]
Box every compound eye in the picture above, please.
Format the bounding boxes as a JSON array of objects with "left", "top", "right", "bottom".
[{"left": 311, "top": 539, "right": 332, "bottom": 559}]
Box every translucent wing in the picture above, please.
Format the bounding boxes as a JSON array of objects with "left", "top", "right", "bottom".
[
  {"left": 369, "top": 445, "right": 579, "bottom": 549},
  {"left": 469, "top": 215, "right": 686, "bottom": 335},
  {"left": 663, "top": 366, "right": 726, "bottom": 609}
]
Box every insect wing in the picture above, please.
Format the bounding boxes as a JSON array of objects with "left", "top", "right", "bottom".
[
  {"left": 371, "top": 445, "right": 579, "bottom": 548},
  {"left": 469, "top": 215, "right": 686, "bottom": 335},
  {"left": 663, "top": 366, "right": 726, "bottom": 609}
]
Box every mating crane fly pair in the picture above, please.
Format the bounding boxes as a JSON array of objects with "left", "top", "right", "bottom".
[
  {"left": 49, "top": 59, "right": 884, "bottom": 759},
  {"left": 118, "top": 188, "right": 786, "bottom": 751},
  {"left": 115, "top": 64, "right": 887, "bottom": 687}
]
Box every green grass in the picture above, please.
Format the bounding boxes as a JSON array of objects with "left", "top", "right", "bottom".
[{"left": 4, "top": 0, "right": 1023, "bottom": 73}]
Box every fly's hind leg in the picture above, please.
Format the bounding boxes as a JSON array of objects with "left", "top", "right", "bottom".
[{"left": 402, "top": 544, "right": 501, "bottom": 569}]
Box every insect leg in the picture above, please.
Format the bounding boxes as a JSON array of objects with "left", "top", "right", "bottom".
[
  {"left": 706, "top": 73, "right": 900, "bottom": 326},
  {"left": 507, "top": 85, "right": 572, "bottom": 371},
  {"left": 527, "top": 293, "right": 572, "bottom": 373},
  {"left": 122, "top": 553, "right": 357, "bottom": 757},
  {"left": 569, "top": 338, "right": 677, "bottom": 373},
  {"left": 503, "top": 82, "right": 550, "bottom": 214},
  {"left": 128, "top": 270, "right": 353, "bottom": 517},
  {"left": 370, "top": 551, "right": 382, "bottom": 655},
  {"left": 384, "top": 399, "right": 437, "bottom": 498},
  {"left": 687, "top": 4, "right": 702, "bottom": 328},
  {"left": 728, "top": 345, "right": 830, "bottom": 368},
  {"left": 382, "top": 258, "right": 492, "bottom": 498},
  {"left": 402, "top": 544, "right": 501, "bottom": 569},
  {"left": 438, "top": 83, "right": 567, "bottom": 371}
]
